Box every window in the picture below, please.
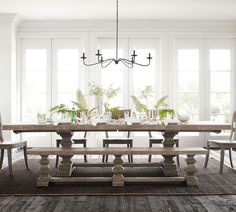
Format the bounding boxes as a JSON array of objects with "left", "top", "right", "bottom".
[
  {"left": 21, "top": 39, "right": 50, "bottom": 122},
  {"left": 174, "top": 38, "right": 235, "bottom": 139},
  {"left": 209, "top": 49, "right": 231, "bottom": 123},
  {"left": 20, "top": 38, "right": 83, "bottom": 147},
  {"left": 52, "top": 39, "right": 82, "bottom": 107},
  {"left": 98, "top": 38, "right": 161, "bottom": 109},
  {"left": 177, "top": 49, "right": 200, "bottom": 121},
  {"left": 99, "top": 38, "right": 127, "bottom": 107}
]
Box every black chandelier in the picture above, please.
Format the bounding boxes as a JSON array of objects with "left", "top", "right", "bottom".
[{"left": 81, "top": 0, "right": 152, "bottom": 68}]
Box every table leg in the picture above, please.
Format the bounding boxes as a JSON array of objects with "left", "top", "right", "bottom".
[
  {"left": 184, "top": 154, "right": 198, "bottom": 186},
  {"left": 162, "top": 131, "right": 178, "bottom": 177},
  {"left": 57, "top": 131, "right": 73, "bottom": 177},
  {"left": 37, "top": 155, "right": 50, "bottom": 187},
  {"left": 112, "top": 155, "right": 124, "bottom": 186}
]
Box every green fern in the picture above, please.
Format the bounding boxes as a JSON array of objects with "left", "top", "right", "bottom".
[
  {"left": 72, "top": 89, "right": 88, "bottom": 112},
  {"left": 154, "top": 95, "right": 169, "bottom": 110},
  {"left": 50, "top": 104, "right": 71, "bottom": 114},
  {"left": 130, "top": 96, "right": 149, "bottom": 117}
]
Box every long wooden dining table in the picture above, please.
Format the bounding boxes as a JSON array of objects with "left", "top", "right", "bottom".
[{"left": 3, "top": 122, "right": 231, "bottom": 180}]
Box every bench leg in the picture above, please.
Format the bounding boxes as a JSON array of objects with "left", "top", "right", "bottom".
[
  {"left": 162, "top": 131, "right": 178, "bottom": 176},
  {"left": 112, "top": 155, "right": 124, "bottom": 186},
  {"left": 57, "top": 131, "right": 73, "bottom": 176},
  {"left": 162, "top": 155, "right": 177, "bottom": 177},
  {"left": 37, "top": 155, "right": 50, "bottom": 187},
  {"left": 184, "top": 154, "right": 198, "bottom": 186},
  {"left": 58, "top": 156, "right": 73, "bottom": 177}
]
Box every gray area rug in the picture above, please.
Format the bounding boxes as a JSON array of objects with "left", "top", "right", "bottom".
[{"left": 0, "top": 157, "right": 236, "bottom": 195}]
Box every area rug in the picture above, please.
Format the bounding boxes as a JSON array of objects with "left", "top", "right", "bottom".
[{"left": 0, "top": 157, "right": 236, "bottom": 196}]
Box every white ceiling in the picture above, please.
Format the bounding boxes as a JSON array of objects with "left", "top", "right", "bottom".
[{"left": 0, "top": 0, "right": 236, "bottom": 21}]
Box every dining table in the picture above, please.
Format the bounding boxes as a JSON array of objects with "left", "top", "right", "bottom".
[{"left": 3, "top": 121, "right": 231, "bottom": 179}]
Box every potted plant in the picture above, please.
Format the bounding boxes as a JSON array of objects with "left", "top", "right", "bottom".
[
  {"left": 72, "top": 89, "right": 95, "bottom": 122},
  {"left": 131, "top": 85, "right": 175, "bottom": 121},
  {"left": 89, "top": 82, "right": 120, "bottom": 116},
  {"left": 103, "top": 84, "right": 120, "bottom": 112},
  {"left": 50, "top": 104, "right": 72, "bottom": 122}
]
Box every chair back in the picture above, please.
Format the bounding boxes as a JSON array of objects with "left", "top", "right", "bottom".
[
  {"left": 0, "top": 113, "right": 4, "bottom": 142},
  {"left": 106, "top": 109, "right": 131, "bottom": 138},
  {"left": 230, "top": 111, "right": 236, "bottom": 141},
  {"left": 111, "top": 109, "right": 131, "bottom": 120}
]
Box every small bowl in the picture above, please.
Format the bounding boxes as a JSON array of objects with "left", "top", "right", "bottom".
[{"left": 177, "top": 114, "right": 190, "bottom": 123}]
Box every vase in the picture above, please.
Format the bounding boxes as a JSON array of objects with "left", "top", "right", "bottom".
[{"left": 95, "top": 96, "right": 103, "bottom": 115}]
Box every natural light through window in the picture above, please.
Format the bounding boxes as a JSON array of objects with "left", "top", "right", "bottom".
[
  {"left": 210, "top": 49, "right": 231, "bottom": 123},
  {"left": 101, "top": 49, "right": 124, "bottom": 107},
  {"left": 23, "top": 49, "right": 47, "bottom": 121},
  {"left": 177, "top": 49, "right": 199, "bottom": 121},
  {"left": 57, "top": 49, "right": 79, "bottom": 106}
]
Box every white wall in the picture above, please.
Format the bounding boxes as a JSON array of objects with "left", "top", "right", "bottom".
[{"left": 0, "top": 14, "right": 18, "bottom": 139}]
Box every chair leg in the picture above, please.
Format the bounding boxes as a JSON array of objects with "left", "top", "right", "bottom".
[
  {"left": 130, "top": 143, "right": 133, "bottom": 163},
  {"left": 83, "top": 143, "right": 88, "bottom": 163},
  {"left": 55, "top": 140, "right": 60, "bottom": 168},
  {"left": 176, "top": 155, "right": 180, "bottom": 167},
  {"left": 55, "top": 156, "right": 59, "bottom": 168},
  {"left": 127, "top": 144, "right": 131, "bottom": 163},
  {"left": 105, "top": 144, "right": 109, "bottom": 163},
  {"left": 23, "top": 145, "right": 29, "bottom": 169},
  {"left": 204, "top": 142, "right": 210, "bottom": 168},
  {"left": 148, "top": 142, "right": 152, "bottom": 162},
  {"left": 102, "top": 141, "right": 105, "bottom": 163},
  {"left": 229, "top": 148, "right": 234, "bottom": 168},
  {"left": 7, "top": 148, "right": 13, "bottom": 176},
  {"left": 220, "top": 146, "right": 225, "bottom": 174},
  {"left": 175, "top": 139, "right": 180, "bottom": 167},
  {"left": 0, "top": 149, "right": 4, "bottom": 169}
]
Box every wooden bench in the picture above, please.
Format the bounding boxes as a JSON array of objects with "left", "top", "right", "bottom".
[{"left": 28, "top": 147, "right": 207, "bottom": 187}]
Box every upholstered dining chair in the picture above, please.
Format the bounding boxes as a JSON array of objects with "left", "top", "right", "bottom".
[
  {"left": 148, "top": 131, "right": 180, "bottom": 166},
  {"left": 204, "top": 111, "right": 236, "bottom": 174},
  {"left": 102, "top": 109, "right": 133, "bottom": 163},
  {"left": 0, "top": 113, "right": 29, "bottom": 176},
  {"left": 55, "top": 131, "right": 88, "bottom": 167}
]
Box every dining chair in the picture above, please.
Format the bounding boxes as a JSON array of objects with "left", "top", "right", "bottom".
[
  {"left": 204, "top": 111, "right": 236, "bottom": 174},
  {"left": 55, "top": 131, "right": 88, "bottom": 167},
  {"left": 102, "top": 109, "right": 133, "bottom": 163},
  {"left": 148, "top": 131, "right": 180, "bottom": 167},
  {"left": 0, "top": 113, "right": 29, "bottom": 176}
]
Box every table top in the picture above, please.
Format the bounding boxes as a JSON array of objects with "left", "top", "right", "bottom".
[{"left": 3, "top": 121, "right": 231, "bottom": 133}]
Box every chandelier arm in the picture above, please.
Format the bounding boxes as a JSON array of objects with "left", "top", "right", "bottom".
[
  {"left": 101, "top": 60, "right": 114, "bottom": 68},
  {"left": 82, "top": 60, "right": 102, "bottom": 66},
  {"left": 120, "top": 59, "right": 133, "bottom": 68},
  {"left": 119, "top": 58, "right": 133, "bottom": 65},
  {"left": 132, "top": 60, "right": 151, "bottom": 67},
  {"left": 102, "top": 58, "right": 115, "bottom": 63}
]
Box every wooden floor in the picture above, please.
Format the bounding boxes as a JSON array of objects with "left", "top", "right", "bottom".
[
  {"left": 0, "top": 195, "right": 236, "bottom": 212},
  {"left": 1, "top": 150, "right": 236, "bottom": 211}
]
